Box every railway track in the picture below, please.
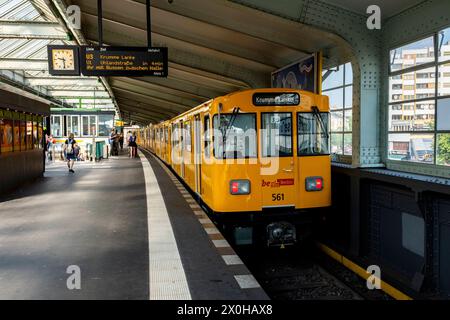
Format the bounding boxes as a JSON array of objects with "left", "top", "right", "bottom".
[
  {"left": 168, "top": 165, "right": 392, "bottom": 301},
  {"left": 234, "top": 245, "right": 365, "bottom": 300}
]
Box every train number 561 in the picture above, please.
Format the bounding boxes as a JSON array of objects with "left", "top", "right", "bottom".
[{"left": 272, "top": 193, "right": 284, "bottom": 201}]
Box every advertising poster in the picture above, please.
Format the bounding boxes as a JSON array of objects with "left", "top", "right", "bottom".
[
  {"left": 33, "top": 121, "right": 38, "bottom": 149},
  {"left": 1, "top": 119, "right": 13, "bottom": 152},
  {"left": 20, "top": 121, "right": 26, "bottom": 151},
  {"left": 271, "top": 53, "right": 321, "bottom": 94},
  {"left": 38, "top": 121, "right": 43, "bottom": 149},
  {"left": 26, "top": 121, "right": 32, "bottom": 149},
  {"left": 14, "top": 122, "right": 20, "bottom": 151}
]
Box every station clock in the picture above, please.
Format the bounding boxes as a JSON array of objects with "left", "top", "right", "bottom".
[{"left": 47, "top": 45, "right": 80, "bottom": 76}]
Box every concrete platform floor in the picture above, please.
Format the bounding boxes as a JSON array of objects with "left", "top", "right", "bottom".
[
  {"left": 0, "top": 155, "right": 149, "bottom": 299},
  {"left": 0, "top": 151, "right": 268, "bottom": 300}
]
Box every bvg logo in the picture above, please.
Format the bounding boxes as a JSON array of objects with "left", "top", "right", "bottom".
[
  {"left": 262, "top": 179, "right": 294, "bottom": 188},
  {"left": 262, "top": 180, "right": 280, "bottom": 188}
]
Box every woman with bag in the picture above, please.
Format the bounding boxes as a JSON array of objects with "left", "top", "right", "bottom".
[
  {"left": 128, "top": 131, "right": 137, "bottom": 158},
  {"left": 64, "top": 133, "right": 77, "bottom": 173}
]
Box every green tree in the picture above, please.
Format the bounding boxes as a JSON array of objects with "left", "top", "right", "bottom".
[{"left": 437, "top": 134, "right": 450, "bottom": 166}]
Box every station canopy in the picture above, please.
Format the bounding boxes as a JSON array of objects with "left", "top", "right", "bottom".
[
  {"left": 2, "top": 0, "right": 411, "bottom": 125},
  {"left": 0, "top": 0, "right": 117, "bottom": 113}
]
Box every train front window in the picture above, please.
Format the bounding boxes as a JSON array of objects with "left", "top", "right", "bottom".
[
  {"left": 297, "top": 112, "right": 330, "bottom": 155},
  {"left": 213, "top": 113, "right": 257, "bottom": 159},
  {"left": 261, "top": 113, "right": 292, "bottom": 157}
]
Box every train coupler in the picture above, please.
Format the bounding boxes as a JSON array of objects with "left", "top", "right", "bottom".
[{"left": 266, "top": 221, "right": 296, "bottom": 247}]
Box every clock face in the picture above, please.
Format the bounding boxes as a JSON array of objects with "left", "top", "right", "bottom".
[{"left": 52, "top": 49, "right": 75, "bottom": 70}]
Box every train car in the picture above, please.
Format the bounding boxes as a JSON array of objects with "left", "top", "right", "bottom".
[{"left": 140, "top": 88, "right": 330, "bottom": 246}]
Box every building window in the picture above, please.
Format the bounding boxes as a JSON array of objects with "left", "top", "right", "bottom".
[
  {"left": 98, "top": 114, "right": 114, "bottom": 137},
  {"left": 322, "top": 62, "right": 353, "bottom": 156},
  {"left": 67, "top": 115, "right": 80, "bottom": 136},
  {"left": 50, "top": 115, "right": 62, "bottom": 137},
  {"left": 388, "top": 26, "right": 450, "bottom": 166},
  {"left": 81, "top": 115, "right": 97, "bottom": 137}
]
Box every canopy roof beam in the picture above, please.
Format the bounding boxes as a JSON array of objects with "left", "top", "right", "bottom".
[{"left": 0, "top": 20, "right": 68, "bottom": 39}]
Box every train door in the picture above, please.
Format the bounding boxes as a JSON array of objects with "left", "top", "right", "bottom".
[
  {"left": 193, "top": 114, "right": 202, "bottom": 194},
  {"left": 171, "top": 123, "right": 179, "bottom": 173},
  {"left": 162, "top": 127, "right": 166, "bottom": 161},
  {"left": 167, "top": 126, "right": 172, "bottom": 165},
  {"left": 180, "top": 121, "right": 185, "bottom": 178},
  {"left": 260, "top": 112, "right": 297, "bottom": 209}
]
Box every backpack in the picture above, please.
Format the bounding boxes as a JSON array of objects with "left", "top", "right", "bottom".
[{"left": 66, "top": 139, "right": 74, "bottom": 154}]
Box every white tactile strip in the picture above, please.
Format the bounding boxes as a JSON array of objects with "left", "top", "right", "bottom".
[
  {"left": 204, "top": 227, "right": 220, "bottom": 235},
  {"left": 222, "top": 255, "right": 244, "bottom": 265},
  {"left": 146, "top": 150, "right": 262, "bottom": 291},
  {"left": 212, "top": 239, "right": 231, "bottom": 248},
  {"left": 234, "top": 275, "right": 260, "bottom": 289},
  {"left": 138, "top": 150, "right": 192, "bottom": 300}
]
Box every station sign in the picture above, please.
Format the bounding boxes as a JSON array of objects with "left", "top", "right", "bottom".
[
  {"left": 253, "top": 92, "right": 300, "bottom": 106},
  {"left": 79, "top": 46, "right": 168, "bottom": 77}
]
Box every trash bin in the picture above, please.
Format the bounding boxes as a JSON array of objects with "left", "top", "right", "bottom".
[{"left": 95, "top": 141, "right": 105, "bottom": 161}]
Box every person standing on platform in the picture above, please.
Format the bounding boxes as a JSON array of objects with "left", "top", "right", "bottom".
[
  {"left": 113, "top": 130, "right": 120, "bottom": 156},
  {"left": 45, "top": 133, "right": 53, "bottom": 162},
  {"left": 119, "top": 132, "right": 124, "bottom": 151},
  {"left": 126, "top": 131, "right": 132, "bottom": 148},
  {"left": 109, "top": 129, "right": 117, "bottom": 156},
  {"left": 128, "top": 131, "right": 138, "bottom": 158},
  {"left": 64, "top": 133, "right": 77, "bottom": 173}
]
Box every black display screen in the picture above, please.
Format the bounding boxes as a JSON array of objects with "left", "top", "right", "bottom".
[
  {"left": 252, "top": 92, "right": 300, "bottom": 106},
  {"left": 80, "top": 46, "right": 168, "bottom": 77}
]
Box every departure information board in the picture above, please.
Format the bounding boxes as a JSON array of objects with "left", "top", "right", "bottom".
[{"left": 80, "top": 46, "right": 168, "bottom": 77}]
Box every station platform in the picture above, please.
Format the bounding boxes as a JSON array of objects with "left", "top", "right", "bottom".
[{"left": 0, "top": 150, "right": 267, "bottom": 300}]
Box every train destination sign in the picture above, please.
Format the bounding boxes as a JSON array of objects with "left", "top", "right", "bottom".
[
  {"left": 80, "top": 46, "right": 168, "bottom": 77},
  {"left": 253, "top": 92, "right": 300, "bottom": 106}
]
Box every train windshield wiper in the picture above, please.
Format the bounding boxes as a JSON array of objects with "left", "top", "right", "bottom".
[
  {"left": 222, "top": 107, "right": 240, "bottom": 158},
  {"left": 311, "top": 106, "right": 329, "bottom": 139}
]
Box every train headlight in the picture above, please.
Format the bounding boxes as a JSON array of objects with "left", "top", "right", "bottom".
[
  {"left": 305, "top": 177, "right": 323, "bottom": 191},
  {"left": 230, "top": 180, "right": 251, "bottom": 195}
]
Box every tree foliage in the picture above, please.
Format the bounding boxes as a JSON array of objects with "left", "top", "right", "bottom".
[{"left": 437, "top": 134, "right": 450, "bottom": 165}]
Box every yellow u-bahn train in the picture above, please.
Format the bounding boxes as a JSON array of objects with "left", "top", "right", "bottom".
[{"left": 138, "top": 88, "right": 331, "bottom": 246}]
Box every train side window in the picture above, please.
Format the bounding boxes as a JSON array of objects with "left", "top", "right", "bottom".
[
  {"left": 171, "top": 124, "right": 177, "bottom": 147},
  {"left": 180, "top": 121, "right": 184, "bottom": 148},
  {"left": 185, "top": 121, "right": 192, "bottom": 152},
  {"left": 204, "top": 115, "right": 210, "bottom": 158}
]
